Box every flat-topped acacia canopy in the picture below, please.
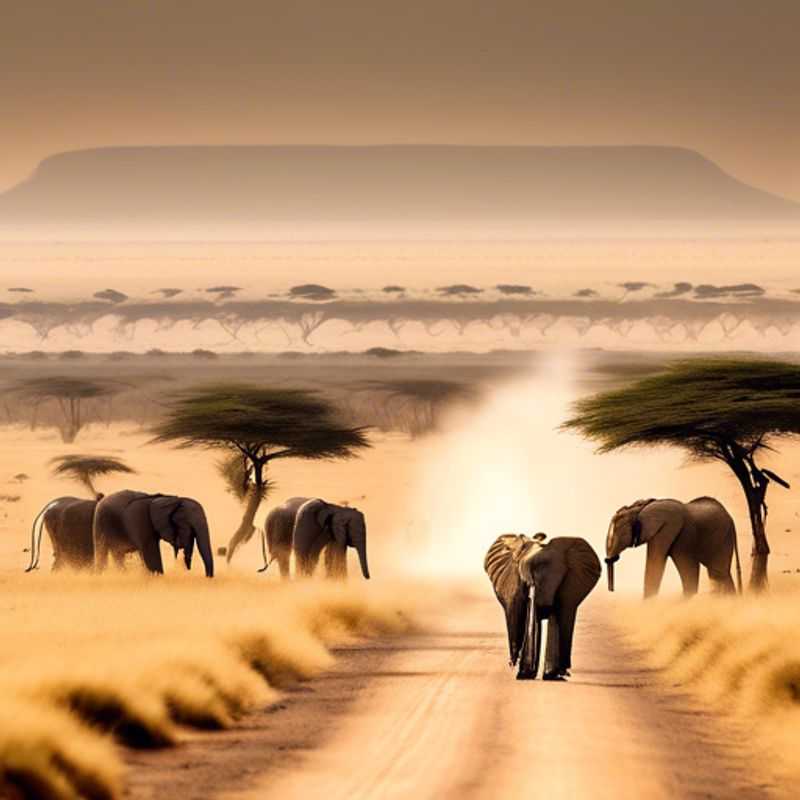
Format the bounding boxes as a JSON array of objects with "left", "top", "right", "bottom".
[{"left": 564, "top": 358, "right": 800, "bottom": 589}]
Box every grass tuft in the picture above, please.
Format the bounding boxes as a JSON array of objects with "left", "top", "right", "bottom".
[
  {"left": 620, "top": 587, "right": 800, "bottom": 783},
  {"left": 0, "top": 572, "right": 418, "bottom": 798}
]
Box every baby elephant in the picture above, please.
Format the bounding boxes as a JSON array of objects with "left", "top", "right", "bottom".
[{"left": 485, "top": 533, "right": 600, "bottom": 681}]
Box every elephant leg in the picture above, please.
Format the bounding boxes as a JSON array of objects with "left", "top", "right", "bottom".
[
  {"left": 545, "top": 564, "right": 597, "bottom": 677},
  {"left": 542, "top": 604, "right": 577, "bottom": 677},
  {"left": 324, "top": 542, "right": 348, "bottom": 580},
  {"left": 295, "top": 552, "right": 317, "bottom": 577},
  {"left": 112, "top": 551, "right": 128, "bottom": 571},
  {"left": 670, "top": 551, "right": 699, "bottom": 596},
  {"left": 295, "top": 539, "right": 326, "bottom": 577},
  {"left": 542, "top": 612, "right": 561, "bottom": 677},
  {"left": 643, "top": 541, "right": 670, "bottom": 598},
  {"left": 276, "top": 549, "right": 291, "bottom": 579},
  {"left": 707, "top": 563, "right": 735, "bottom": 593},
  {"left": 94, "top": 537, "right": 110, "bottom": 573},
  {"left": 140, "top": 538, "right": 164, "bottom": 574},
  {"left": 555, "top": 605, "right": 578, "bottom": 673}
]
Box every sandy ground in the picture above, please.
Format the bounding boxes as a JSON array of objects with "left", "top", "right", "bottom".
[
  {"left": 122, "top": 589, "right": 780, "bottom": 800},
  {"left": 3, "top": 364, "right": 799, "bottom": 799}
]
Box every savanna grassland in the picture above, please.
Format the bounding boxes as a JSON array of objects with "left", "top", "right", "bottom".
[
  {"left": 2, "top": 349, "right": 800, "bottom": 798},
  {"left": 621, "top": 587, "right": 800, "bottom": 787},
  {"left": 0, "top": 573, "right": 418, "bottom": 799}
]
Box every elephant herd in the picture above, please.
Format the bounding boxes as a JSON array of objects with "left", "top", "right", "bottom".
[
  {"left": 25, "top": 491, "right": 370, "bottom": 582},
  {"left": 485, "top": 495, "right": 742, "bottom": 681},
  {"left": 27, "top": 486, "right": 741, "bottom": 683}
]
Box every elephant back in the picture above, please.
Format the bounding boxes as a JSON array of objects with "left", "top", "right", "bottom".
[{"left": 688, "top": 496, "right": 733, "bottom": 522}]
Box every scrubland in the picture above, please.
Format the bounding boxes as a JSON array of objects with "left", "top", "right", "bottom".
[
  {"left": 623, "top": 585, "right": 800, "bottom": 784},
  {"left": 0, "top": 572, "right": 418, "bottom": 799}
]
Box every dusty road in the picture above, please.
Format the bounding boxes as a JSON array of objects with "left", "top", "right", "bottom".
[{"left": 126, "top": 590, "right": 779, "bottom": 800}]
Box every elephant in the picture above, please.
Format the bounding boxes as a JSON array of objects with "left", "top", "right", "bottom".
[
  {"left": 25, "top": 495, "right": 101, "bottom": 572},
  {"left": 93, "top": 490, "right": 214, "bottom": 577},
  {"left": 262, "top": 496, "right": 309, "bottom": 576},
  {"left": 485, "top": 533, "right": 600, "bottom": 681},
  {"left": 605, "top": 496, "right": 742, "bottom": 597},
  {"left": 289, "top": 498, "right": 370, "bottom": 580}
]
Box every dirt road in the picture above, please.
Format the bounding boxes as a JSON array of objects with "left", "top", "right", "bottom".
[{"left": 126, "top": 590, "right": 779, "bottom": 800}]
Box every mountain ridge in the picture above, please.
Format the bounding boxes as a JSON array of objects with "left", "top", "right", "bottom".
[{"left": 1, "top": 145, "right": 797, "bottom": 235}]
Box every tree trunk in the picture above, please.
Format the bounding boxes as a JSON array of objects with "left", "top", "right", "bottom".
[
  {"left": 226, "top": 459, "right": 266, "bottom": 563},
  {"left": 226, "top": 485, "right": 263, "bottom": 562},
  {"left": 81, "top": 475, "right": 98, "bottom": 498},
  {"left": 745, "top": 489, "right": 770, "bottom": 591},
  {"left": 62, "top": 424, "right": 78, "bottom": 444},
  {"left": 729, "top": 456, "right": 770, "bottom": 591}
]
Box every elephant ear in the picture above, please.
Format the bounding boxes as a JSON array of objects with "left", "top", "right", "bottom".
[
  {"left": 330, "top": 512, "right": 349, "bottom": 547},
  {"left": 149, "top": 495, "right": 182, "bottom": 546},
  {"left": 631, "top": 516, "right": 643, "bottom": 546},
  {"left": 315, "top": 503, "right": 335, "bottom": 531},
  {"left": 563, "top": 537, "right": 602, "bottom": 590},
  {"left": 484, "top": 535, "right": 535, "bottom": 666},
  {"left": 637, "top": 500, "right": 677, "bottom": 546}
]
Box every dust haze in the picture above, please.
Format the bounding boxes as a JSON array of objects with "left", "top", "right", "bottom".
[
  {"left": 2, "top": 348, "right": 800, "bottom": 797},
  {"left": 3, "top": 2, "right": 800, "bottom": 796}
]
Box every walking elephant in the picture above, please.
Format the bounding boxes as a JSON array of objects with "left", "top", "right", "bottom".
[
  {"left": 25, "top": 496, "right": 100, "bottom": 572},
  {"left": 485, "top": 533, "right": 600, "bottom": 681},
  {"left": 262, "top": 496, "right": 309, "bottom": 576},
  {"left": 605, "top": 496, "right": 741, "bottom": 597},
  {"left": 291, "top": 498, "right": 370, "bottom": 579},
  {"left": 93, "top": 490, "right": 214, "bottom": 576}
]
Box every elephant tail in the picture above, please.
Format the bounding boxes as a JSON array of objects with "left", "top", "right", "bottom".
[
  {"left": 257, "top": 527, "right": 272, "bottom": 573},
  {"left": 732, "top": 522, "right": 743, "bottom": 594},
  {"left": 25, "top": 499, "right": 59, "bottom": 573}
]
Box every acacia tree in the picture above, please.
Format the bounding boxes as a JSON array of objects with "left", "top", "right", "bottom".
[
  {"left": 150, "top": 384, "right": 370, "bottom": 563},
  {"left": 50, "top": 454, "right": 136, "bottom": 498},
  {"left": 563, "top": 359, "right": 800, "bottom": 590},
  {"left": 13, "top": 376, "right": 122, "bottom": 443}
]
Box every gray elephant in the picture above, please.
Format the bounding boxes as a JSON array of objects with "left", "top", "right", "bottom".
[
  {"left": 485, "top": 533, "right": 600, "bottom": 681},
  {"left": 605, "top": 496, "right": 741, "bottom": 597},
  {"left": 289, "top": 498, "right": 370, "bottom": 579},
  {"left": 93, "top": 490, "right": 214, "bottom": 577},
  {"left": 26, "top": 496, "right": 101, "bottom": 572},
  {"left": 262, "top": 496, "right": 309, "bottom": 576}
]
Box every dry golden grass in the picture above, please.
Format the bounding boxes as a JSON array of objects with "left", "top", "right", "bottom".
[
  {"left": 0, "top": 572, "right": 418, "bottom": 800},
  {"left": 621, "top": 586, "right": 800, "bottom": 783}
]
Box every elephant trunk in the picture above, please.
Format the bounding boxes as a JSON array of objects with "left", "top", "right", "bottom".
[
  {"left": 194, "top": 517, "right": 214, "bottom": 578},
  {"left": 183, "top": 537, "right": 195, "bottom": 571},
  {"left": 605, "top": 556, "right": 618, "bottom": 591},
  {"left": 355, "top": 537, "right": 370, "bottom": 580}
]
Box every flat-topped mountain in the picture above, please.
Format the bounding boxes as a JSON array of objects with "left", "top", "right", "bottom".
[{"left": 0, "top": 145, "right": 797, "bottom": 236}]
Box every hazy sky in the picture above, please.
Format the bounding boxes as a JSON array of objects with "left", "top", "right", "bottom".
[{"left": 2, "top": 1, "right": 798, "bottom": 199}]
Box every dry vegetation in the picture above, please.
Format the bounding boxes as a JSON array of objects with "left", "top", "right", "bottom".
[
  {"left": 0, "top": 349, "right": 679, "bottom": 442},
  {"left": 0, "top": 352, "right": 509, "bottom": 441},
  {"left": 622, "top": 588, "right": 800, "bottom": 784},
  {"left": 0, "top": 572, "right": 418, "bottom": 799}
]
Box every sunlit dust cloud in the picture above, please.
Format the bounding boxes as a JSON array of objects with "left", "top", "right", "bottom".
[{"left": 403, "top": 352, "right": 693, "bottom": 593}]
